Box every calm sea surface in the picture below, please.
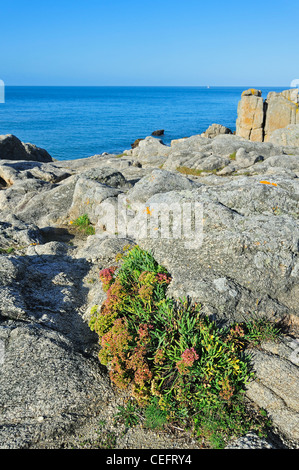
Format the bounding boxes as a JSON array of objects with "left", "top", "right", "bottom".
[{"left": 0, "top": 86, "right": 286, "bottom": 161}]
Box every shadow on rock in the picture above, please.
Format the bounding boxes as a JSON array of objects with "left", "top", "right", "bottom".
[{"left": 0, "top": 247, "right": 97, "bottom": 352}]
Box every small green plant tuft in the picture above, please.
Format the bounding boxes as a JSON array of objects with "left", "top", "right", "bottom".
[
  {"left": 176, "top": 166, "right": 204, "bottom": 176},
  {"left": 144, "top": 397, "right": 168, "bottom": 429},
  {"left": 229, "top": 151, "right": 237, "bottom": 160},
  {"left": 114, "top": 401, "right": 140, "bottom": 427},
  {"left": 243, "top": 318, "right": 281, "bottom": 347},
  {"left": 71, "top": 214, "right": 95, "bottom": 235},
  {"left": 0, "top": 246, "right": 15, "bottom": 254}
]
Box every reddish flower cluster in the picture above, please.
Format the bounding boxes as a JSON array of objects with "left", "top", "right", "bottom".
[
  {"left": 91, "top": 278, "right": 126, "bottom": 337},
  {"left": 109, "top": 356, "right": 131, "bottom": 390},
  {"left": 99, "top": 266, "right": 117, "bottom": 292},
  {"left": 230, "top": 324, "right": 245, "bottom": 337},
  {"left": 138, "top": 323, "right": 153, "bottom": 343},
  {"left": 181, "top": 347, "right": 199, "bottom": 364},
  {"left": 127, "top": 344, "right": 152, "bottom": 387},
  {"left": 138, "top": 271, "right": 155, "bottom": 285},
  {"left": 138, "top": 284, "right": 154, "bottom": 302},
  {"left": 155, "top": 273, "right": 171, "bottom": 284},
  {"left": 225, "top": 324, "right": 245, "bottom": 350},
  {"left": 154, "top": 348, "right": 165, "bottom": 366},
  {"left": 93, "top": 251, "right": 174, "bottom": 405},
  {"left": 176, "top": 347, "right": 199, "bottom": 375},
  {"left": 219, "top": 377, "right": 235, "bottom": 401},
  {"left": 104, "top": 279, "right": 125, "bottom": 311},
  {"left": 99, "top": 317, "right": 132, "bottom": 365}
]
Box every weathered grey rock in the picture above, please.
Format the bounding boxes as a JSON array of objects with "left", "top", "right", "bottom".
[
  {"left": 130, "top": 179, "right": 299, "bottom": 322},
  {"left": 79, "top": 167, "right": 130, "bottom": 189},
  {"left": 0, "top": 214, "right": 42, "bottom": 251},
  {"left": 201, "top": 123, "right": 232, "bottom": 139},
  {"left": 281, "top": 88, "right": 299, "bottom": 104},
  {"left": 126, "top": 168, "right": 199, "bottom": 203},
  {"left": 131, "top": 138, "right": 144, "bottom": 149},
  {"left": 0, "top": 323, "right": 112, "bottom": 449},
  {"left": 0, "top": 160, "right": 71, "bottom": 186},
  {"left": 211, "top": 134, "right": 276, "bottom": 159},
  {"left": 69, "top": 176, "right": 123, "bottom": 225},
  {"left": 269, "top": 124, "right": 299, "bottom": 147},
  {"left": 170, "top": 134, "right": 211, "bottom": 150},
  {"left": 131, "top": 136, "right": 171, "bottom": 165},
  {"left": 235, "top": 154, "right": 299, "bottom": 177},
  {"left": 0, "top": 178, "right": 54, "bottom": 218},
  {"left": 13, "top": 175, "right": 79, "bottom": 227},
  {"left": 264, "top": 92, "right": 299, "bottom": 142},
  {"left": 234, "top": 148, "right": 264, "bottom": 168},
  {"left": 226, "top": 432, "right": 277, "bottom": 449},
  {"left": 245, "top": 337, "right": 299, "bottom": 448},
  {"left": 0, "top": 135, "right": 53, "bottom": 162}
]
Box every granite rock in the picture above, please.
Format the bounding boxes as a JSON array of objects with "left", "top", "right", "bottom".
[{"left": 0, "top": 134, "right": 53, "bottom": 162}]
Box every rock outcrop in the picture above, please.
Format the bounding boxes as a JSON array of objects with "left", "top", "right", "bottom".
[
  {"left": 236, "top": 88, "right": 299, "bottom": 144},
  {"left": 0, "top": 132, "right": 298, "bottom": 449},
  {"left": 236, "top": 89, "right": 265, "bottom": 142},
  {"left": 264, "top": 90, "right": 299, "bottom": 142},
  {"left": 269, "top": 124, "right": 299, "bottom": 147},
  {"left": 201, "top": 123, "right": 232, "bottom": 139},
  {"left": 151, "top": 129, "right": 164, "bottom": 136},
  {"left": 0, "top": 134, "right": 53, "bottom": 162}
]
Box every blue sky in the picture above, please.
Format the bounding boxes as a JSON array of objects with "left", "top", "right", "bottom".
[{"left": 1, "top": 0, "right": 298, "bottom": 86}]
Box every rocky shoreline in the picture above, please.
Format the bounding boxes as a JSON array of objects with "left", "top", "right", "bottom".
[{"left": 0, "top": 89, "right": 298, "bottom": 449}]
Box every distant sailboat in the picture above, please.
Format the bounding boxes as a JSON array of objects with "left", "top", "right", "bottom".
[{"left": 207, "top": 86, "right": 210, "bottom": 88}]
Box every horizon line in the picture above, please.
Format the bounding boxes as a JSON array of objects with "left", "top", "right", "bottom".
[{"left": 3, "top": 84, "right": 291, "bottom": 88}]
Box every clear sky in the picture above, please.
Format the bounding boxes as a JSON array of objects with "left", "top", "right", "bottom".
[{"left": 1, "top": 0, "right": 298, "bottom": 86}]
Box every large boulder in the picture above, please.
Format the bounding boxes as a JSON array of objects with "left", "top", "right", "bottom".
[
  {"left": 201, "top": 123, "right": 232, "bottom": 139},
  {"left": 236, "top": 88, "right": 299, "bottom": 143},
  {"left": 128, "top": 175, "right": 299, "bottom": 324},
  {"left": 0, "top": 160, "right": 71, "bottom": 187},
  {"left": 236, "top": 89, "right": 265, "bottom": 142},
  {"left": 125, "top": 168, "right": 198, "bottom": 204},
  {"left": 0, "top": 175, "right": 79, "bottom": 227},
  {"left": 0, "top": 245, "right": 113, "bottom": 448},
  {"left": 245, "top": 336, "right": 299, "bottom": 448},
  {"left": 129, "top": 136, "right": 172, "bottom": 167},
  {"left": 264, "top": 91, "right": 299, "bottom": 142},
  {"left": 69, "top": 177, "right": 123, "bottom": 225},
  {"left": 269, "top": 124, "right": 299, "bottom": 147},
  {"left": 0, "top": 135, "right": 53, "bottom": 162}
]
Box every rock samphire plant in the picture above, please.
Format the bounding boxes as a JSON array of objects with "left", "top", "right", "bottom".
[
  {"left": 89, "top": 245, "right": 277, "bottom": 447},
  {"left": 69, "top": 214, "right": 95, "bottom": 235}
]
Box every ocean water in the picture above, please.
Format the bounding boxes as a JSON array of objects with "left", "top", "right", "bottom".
[{"left": 0, "top": 86, "right": 286, "bottom": 161}]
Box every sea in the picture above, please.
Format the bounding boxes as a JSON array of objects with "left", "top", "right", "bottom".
[{"left": 0, "top": 86, "right": 287, "bottom": 161}]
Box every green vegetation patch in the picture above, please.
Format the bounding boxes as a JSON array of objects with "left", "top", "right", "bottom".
[
  {"left": 0, "top": 246, "right": 15, "bottom": 254},
  {"left": 70, "top": 214, "right": 95, "bottom": 235},
  {"left": 176, "top": 166, "right": 204, "bottom": 176},
  {"left": 89, "top": 245, "right": 280, "bottom": 448}
]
